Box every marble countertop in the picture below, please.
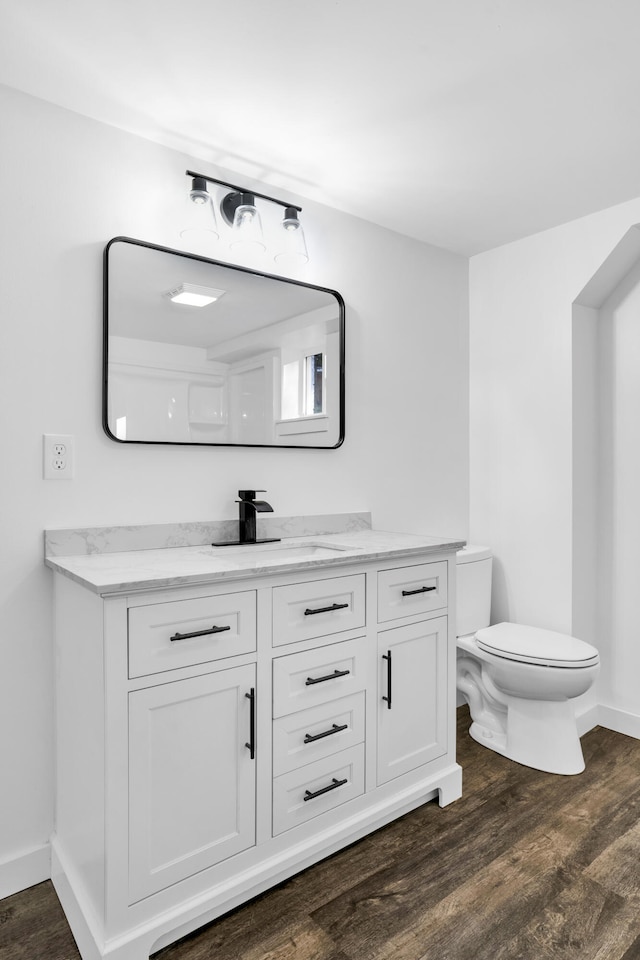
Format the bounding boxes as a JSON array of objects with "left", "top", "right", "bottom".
[{"left": 45, "top": 530, "right": 466, "bottom": 596}]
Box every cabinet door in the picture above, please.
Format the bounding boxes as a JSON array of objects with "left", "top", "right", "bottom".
[
  {"left": 128, "top": 663, "right": 256, "bottom": 902},
  {"left": 377, "top": 617, "right": 447, "bottom": 785}
]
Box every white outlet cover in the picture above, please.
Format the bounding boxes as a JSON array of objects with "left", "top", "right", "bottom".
[{"left": 43, "top": 434, "right": 74, "bottom": 480}]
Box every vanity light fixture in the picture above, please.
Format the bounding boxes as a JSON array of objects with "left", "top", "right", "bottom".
[
  {"left": 164, "top": 283, "right": 226, "bottom": 307},
  {"left": 183, "top": 170, "right": 308, "bottom": 264}
]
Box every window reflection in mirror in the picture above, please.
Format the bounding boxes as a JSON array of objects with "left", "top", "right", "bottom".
[
  {"left": 103, "top": 238, "right": 344, "bottom": 448},
  {"left": 306, "top": 353, "right": 324, "bottom": 415},
  {"left": 281, "top": 351, "right": 325, "bottom": 420}
]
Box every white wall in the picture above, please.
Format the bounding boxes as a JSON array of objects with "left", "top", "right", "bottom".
[
  {"left": 597, "top": 261, "right": 640, "bottom": 718},
  {"left": 469, "top": 190, "right": 640, "bottom": 731},
  {"left": 571, "top": 303, "right": 599, "bottom": 651},
  {"left": 0, "top": 84, "right": 469, "bottom": 890}
]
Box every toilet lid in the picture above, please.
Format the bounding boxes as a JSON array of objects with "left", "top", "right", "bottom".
[{"left": 475, "top": 622, "right": 599, "bottom": 668}]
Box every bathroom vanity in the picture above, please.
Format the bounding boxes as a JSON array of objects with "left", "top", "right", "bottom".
[{"left": 46, "top": 524, "right": 464, "bottom": 960}]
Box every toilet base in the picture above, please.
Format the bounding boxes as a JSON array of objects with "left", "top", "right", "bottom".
[
  {"left": 467, "top": 696, "right": 585, "bottom": 775},
  {"left": 468, "top": 719, "right": 507, "bottom": 756},
  {"left": 504, "top": 696, "right": 585, "bottom": 775}
]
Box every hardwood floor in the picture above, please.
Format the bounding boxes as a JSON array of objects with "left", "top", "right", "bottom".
[{"left": 2, "top": 708, "right": 640, "bottom": 960}]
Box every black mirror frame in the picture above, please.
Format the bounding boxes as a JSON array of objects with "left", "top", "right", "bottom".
[{"left": 102, "top": 236, "right": 345, "bottom": 449}]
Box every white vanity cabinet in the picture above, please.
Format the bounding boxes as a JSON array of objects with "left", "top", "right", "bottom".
[{"left": 49, "top": 539, "right": 462, "bottom": 960}]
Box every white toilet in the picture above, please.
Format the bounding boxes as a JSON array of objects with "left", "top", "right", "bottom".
[{"left": 456, "top": 545, "right": 599, "bottom": 775}]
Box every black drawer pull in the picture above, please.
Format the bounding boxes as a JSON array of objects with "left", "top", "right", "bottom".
[
  {"left": 303, "top": 777, "right": 348, "bottom": 802},
  {"left": 304, "top": 722, "right": 348, "bottom": 744},
  {"left": 304, "top": 602, "right": 349, "bottom": 616},
  {"left": 305, "top": 668, "right": 350, "bottom": 686},
  {"left": 170, "top": 624, "right": 232, "bottom": 642},
  {"left": 401, "top": 585, "right": 437, "bottom": 597},
  {"left": 245, "top": 688, "right": 256, "bottom": 760},
  {"left": 382, "top": 650, "right": 392, "bottom": 709}
]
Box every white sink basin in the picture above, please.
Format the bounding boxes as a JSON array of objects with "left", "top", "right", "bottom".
[{"left": 212, "top": 541, "right": 353, "bottom": 562}]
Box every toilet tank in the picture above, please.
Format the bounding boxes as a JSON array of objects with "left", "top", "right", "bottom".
[{"left": 456, "top": 545, "right": 493, "bottom": 637}]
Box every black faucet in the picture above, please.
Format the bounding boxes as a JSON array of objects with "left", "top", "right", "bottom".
[{"left": 212, "top": 490, "right": 281, "bottom": 547}]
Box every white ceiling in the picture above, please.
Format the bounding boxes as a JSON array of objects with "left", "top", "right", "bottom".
[{"left": 2, "top": 0, "right": 640, "bottom": 255}]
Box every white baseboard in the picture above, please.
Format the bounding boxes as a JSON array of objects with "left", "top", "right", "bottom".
[
  {"left": 576, "top": 703, "right": 599, "bottom": 737},
  {"left": 597, "top": 704, "right": 640, "bottom": 740},
  {"left": 0, "top": 843, "right": 51, "bottom": 900}
]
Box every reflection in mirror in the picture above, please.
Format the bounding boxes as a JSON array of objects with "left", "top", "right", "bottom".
[{"left": 103, "top": 238, "right": 344, "bottom": 447}]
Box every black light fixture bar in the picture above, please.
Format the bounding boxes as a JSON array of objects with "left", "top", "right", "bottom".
[{"left": 185, "top": 170, "right": 302, "bottom": 213}]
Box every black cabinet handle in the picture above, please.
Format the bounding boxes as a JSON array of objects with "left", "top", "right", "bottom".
[
  {"left": 382, "top": 650, "right": 392, "bottom": 709},
  {"left": 305, "top": 668, "right": 350, "bottom": 686},
  {"left": 303, "top": 777, "right": 348, "bottom": 802},
  {"left": 170, "top": 624, "right": 231, "bottom": 642},
  {"left": 304, "top": 602, "right": 349, "bottom": 616},
  {"left": 401, "top": 585, "right": 437, "bottom": 597},
  {"left": 304, "top": 722, "right": 348, "bottom": 744},
  {"left": 245, "top": 688, "right": 256, "bottom": 760}
]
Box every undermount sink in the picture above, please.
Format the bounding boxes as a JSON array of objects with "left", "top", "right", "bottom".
[{"left": 212, "top": 541, "right": 353, "bottom": 562}]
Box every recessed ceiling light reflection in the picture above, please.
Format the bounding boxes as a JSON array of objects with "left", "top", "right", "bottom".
[{"left": 163, "top": 283, "right": 226, "bottom": 307}]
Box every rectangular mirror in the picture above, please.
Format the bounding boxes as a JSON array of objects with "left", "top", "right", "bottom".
[{"left": 103, "top": 237, "right": 345, "bottom": 447}]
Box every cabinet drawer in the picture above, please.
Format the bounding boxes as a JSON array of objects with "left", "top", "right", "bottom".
[
  {"left": 273, "top": 692, "right": 365, "bottom": 776},
  {"left": 273, "top": 636, "right": 367, "bottom": 718},
  {"left": 377, "top": 562, "right": 447, "bottom": 623},
  {"left": 272, "top": 574, "right": 365, "bottom": 647},
  {"left": 128, "top": 591, "right": 256, "bottom": 679},
  {"left": 273, "top": 744, "right": 365, "bottom": 836}
]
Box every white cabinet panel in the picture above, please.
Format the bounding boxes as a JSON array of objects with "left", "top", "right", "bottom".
[
  {"left": 377, "top": 616, "right": 448, "bottom": 785},
  {"left": 128, "top": 591, "right": 256, "bottom": 678},
  {"left": 273, "top": 692, "right": 365, "bottom": 776},
  {"left": 377, "top": 562, "right": 447, "bottom": 623},
  {"left": 273, "top": 744, "right": 365, "bottom": 836},
  {"left": 272, "top": 574, "right": 365, "bottom": 646},
  {"left": 272, "top": 635, "right": 367, "bottom": 718},
  {"left": 128, "top": 663, "right": 256, "bottom": 902}
]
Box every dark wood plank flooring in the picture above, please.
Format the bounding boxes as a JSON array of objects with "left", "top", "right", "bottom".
[{"left": 2, "top": 708, "right": 640, "bottom": 960}]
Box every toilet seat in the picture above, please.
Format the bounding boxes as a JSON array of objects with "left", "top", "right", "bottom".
[{"left": 475, "top": 622, "right": 599, "bottom": 668}]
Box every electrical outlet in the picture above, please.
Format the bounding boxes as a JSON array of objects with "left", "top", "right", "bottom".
[{"left": 43, "top": 434, "right": 75, "bottom": 480}]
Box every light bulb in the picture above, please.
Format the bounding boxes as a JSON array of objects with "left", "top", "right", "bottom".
[
  {"left": 274, "top": 207, "right": 309, "bottom": 265},
  {"left": 230, "top": 193, "right": 265, "bottom": 252},
  {"left": 180, "top": 177, "right": 219, "bottom": 248}
]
